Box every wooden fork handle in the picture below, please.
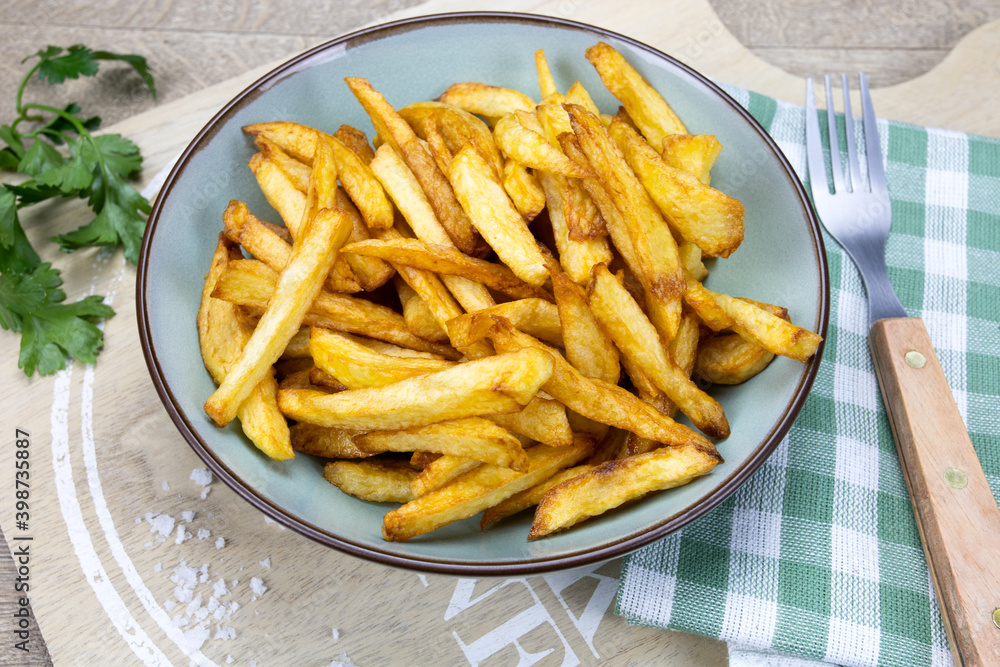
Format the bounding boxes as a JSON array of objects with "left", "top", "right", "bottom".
[{"left": 870, "top": 317, "right": 1000, "bottom": 666}]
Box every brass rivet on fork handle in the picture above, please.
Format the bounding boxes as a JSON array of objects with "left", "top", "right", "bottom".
[
  {"left": 993, "top": 609, "right": 1000, "bottom": 630},
  {"left": 905, "top": 350, "right": 927, "bottom": 368}
]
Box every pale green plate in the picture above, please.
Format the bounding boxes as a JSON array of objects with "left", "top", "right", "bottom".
[{"left": 137, "top": 12, "right": 829, "bottom": 576}]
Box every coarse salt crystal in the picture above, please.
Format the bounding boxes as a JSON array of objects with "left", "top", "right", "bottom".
[
  {"left": 215, "top": 625, "right": 236, "bottom": 641},
  {"left": 164, "top": 600, "right": 176, "bottom": 612},
  {"left": 146, "top": 513, "right": 175, "bottom": 538},
  {"left": 162, "top": 481, "right": 170, "bottom": 491},
  {"left": 190, "top": 467, "right": 212, "bottom": 486},
  {"left": 181, "top": 511, "right": 195, "bottom": 523},
  {"left": 213, "top": 578, "right": 229, "bottom": 597},
  {"left": 215, "top": 537, "right": 225, "bottom": 549},
  {"left": 153, "top": 562, "right": 162, "bottom": 573},
  {"left": 175, "top": 525, "right": 192, "bottom": 545},
  {"left": 332, "top": 628, "right": 339, "bottom": 640},
  {"left": 197, "top": 528, "right": 211, "bottom": 540},
  {"left": 250, "top": 577, "right": 267, "bottom": 597},
  {"left": 259, "top": 558, "right": 270, "bottom": 569},
  {"left": 226, "top": 656, "right": 234, "bottom": 664},
  {"left": 200, "top": 488, "right": 211, "bottom": 500},
  {"left": 181, "top": 626, "right": 210, "bottom": 652}
]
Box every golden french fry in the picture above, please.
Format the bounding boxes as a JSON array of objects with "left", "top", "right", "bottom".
[
  {"left": 355, "top": 418, "right": 529, "bottom": 471},
  {"left": 342, "top": 237, "right": 551, "bottom": 302},
  {"left": 565, "top": 104, "right": 684, "bottom": 340},
  {"left": 696, "top": 333, "right": 776, "bottom": 385},
  {"left": 661, "top": 134, "right": 723, "bottom": 185},
  {"left": 400, "top": 101, "right": 504, "bottom": 180},
  {"left": 277, "top": 348, "right": 554, "bottom": 431},
  {"left": 534, "top": 49, "right": 558, "bottom": 99},
  {"left": 198, "top": 234, "right": 292, "bottom": 460},
  {"left": 446, "top": 298, "right": 562, "bottom": 348},
  {"left": 254, "top": 135, "right": 311, "bottom": 192},
  {"left": 481, "top": 463, "right": 597, "bottom": 529},
  {"left": 370, "top": 145, "right": 496, "bottom": 312},
  {"left": 678, "top": 242, "right": 709, "bottom": 281},
  {"left": 493, "top": 111, "right": 591, "bottom": 178},
  {"left": 308, "top": 367, "right": 349, "bottom": 391},
  {"left": 550, "top": 270, "right": 620, "bottom": 384},
  {"left": 382, "top": 438, "right": 593, "bottom": 541},
  {"left": 334, "top": 124, "right": 376, "bottom": 164},
  {"left": 309, "top": 327, "right": 454, "bottom": 389},
  {"left": 584, "top": 41, "right": 687, "bottom": 151},
  {"left": 211, "top": 258, "right": 457, "bottom": 357},
  {"left": 609, "top": 116, "right": 744, "bottom": 258},
  {"left": 486, "top": 396, "right": 573, "bottom": 448},
  {"left": 326, "top": 133, "right": 395, "bottom": 229},
  {"left": 483, "top": 316, "right": 718, "bottom": 451},
  {"left": 334, "top": 189, "right": 395, "bottom": 290},
  {"left": 243, "top": 120, "right": 324, "bottom": 164},
  {"left": 324, "top": 459, "right": 419, "bottom": 503},
  {"left": 449, "top": 144, "right": 552, "bottom": 286},
  {"left": 528, "top": 443, "right": 720, "bottom": 539},
  {"left": 280, "top": 328, "right": 312, "bottom": 359},
  {"left": 684, "top": 277, "right": 823, "bottom": 362},
  {"left": 501, "top": 159, "right": 546, "bottom": 221},
  {"left": 410, "top": 455, "right": 481, "bottom": 497},
  {"left": 205, "top": 207, "right": 353, "bottom": 428},
  {"left": 248, "top": 152, "right": 306, "bottom": 233},
  {"left": 537, "top": 171, "right": 613, "bottom": 284},
  {"left": 394, "top": 276, "right": 449, "bottom": 342},
  {"left": 346, "top": 77, "right": 480, "bottom": 255},
  {"left": 587, "top": 264, "right": 729, "bottom": 438},
  {"left": 290, "top": 422, "right": 374, "bottom": 458},
  {"left": 436, "top": 82, "right": 535, "bottom": 118}
]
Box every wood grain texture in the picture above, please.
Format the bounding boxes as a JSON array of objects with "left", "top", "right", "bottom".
[{"left": 870, "top": 318, "right": 1000, "bottom": 667}]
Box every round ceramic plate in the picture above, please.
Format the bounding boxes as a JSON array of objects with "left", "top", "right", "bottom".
[{"left": 137, "top": 12, "right": 829, "bottom": 576}]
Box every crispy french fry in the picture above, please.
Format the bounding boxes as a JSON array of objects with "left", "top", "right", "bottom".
[
  {"left": 248, "top": 152, "right": 306, "bottom": 233},
  {"left": 382, "top": 438, "right": 593, "bottom": 541},
  {"left": 493, "top": 111, "right": 590, "bottom": 178},
  {"left": 254, "top": 135, "right": 311, "bottom": 192},
  {"left": 449, "top": 144, "right": 552, "bottom": 286},
  {"left": 485, "top": 395, "right": 573, "bottom": 448},
  {"left": 447, "top": 298, "right": 562, "bottom": 348},
  {"left": 198, "top": 234, "right": 292, "bottom": 460},
  {"left": 211, "top": 258, "right": 457, "bottom": 357},
  {"left": 309, "top": 327, "right": 453, "bottom": 389},
  {"left": 394, "top": 276, "right": 449, "bottom": 342},
  {"left": 550, "top": 270, "right": 620, "bottom": 384},
  {"left": 290, "top": 423, "right": 374, "bottom": 458},
  {"left": 243, "top": 120, "right": 324, "bottom": 164},
  {"left": 334, "top": 189, "right": 395, "bottom": 290},
  {"left": 587, "top": 264, "right": 729, "bottom": 438},
  {"left": 324, "top": 459, "right": 419, "bottom": 503},
  {"left": 346, "top": 77, "right": 480, "bottom": 255},
  {"left": 534, "top": 49, "right": 558, "bottom": 99},
  {"left": 334, "top": 124, "right": 376, "bottom": 164},
  {"left": 437, "top": 82, "right": 535, "bottom": 118},
  {"left": 481, "top": 464, "right": 597, "bottom": 529},
  {"left": 609, "top": 116, "right": 744, "bottom": 258},
  {"left": 537, "top": 171, "right": 613, "bottom": 284},
  {"left": 400, "top": 101, "right": 504, "bottom": 180},
  {"left": 696, "top": 333, "right": 776, "bottom": 385},
  {"left": 277, "top": 348, "right": 554, "bottom": 431},
  {"left": 355, "top": 418, "right": 529, "bottom": 471},
  {"left": 584, "top": 41, "right": 687, "bottom": 151},
  {"left": 528, "top": 443, "right": 720, "bottom": 539},
  {"left": 410, "top": 455, "right": 482, "bottom": 497},
  {"left": 501, "top": 159, "right": 546, "bottom": 221},
  {"left": 566, "top": 104, "right": 684, "bottom": 341},
  {"left": 342, "top": 237, "right": 551, "bottom": 302},
  {"left": 205, "top": 207, "right": 353, "bottom": 428},
  {"left": 661, "top": 134, "right": 723, "bottom": 185},
  {"left": 326, "top": 133, "right": 395, "bottom": 229}
]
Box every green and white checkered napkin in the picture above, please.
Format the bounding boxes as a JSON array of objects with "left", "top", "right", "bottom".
[{"left": 616, "top": 84, "right": 1000, "bottom": 667}]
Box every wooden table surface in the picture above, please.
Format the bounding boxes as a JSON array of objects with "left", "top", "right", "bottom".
[{"left": 1, "top": 1, "right": 998, "bottom": 665}]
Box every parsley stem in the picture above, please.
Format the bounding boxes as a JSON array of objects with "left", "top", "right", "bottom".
[{"left": 14, "top": 61, "right": 43, "bottom": 117}]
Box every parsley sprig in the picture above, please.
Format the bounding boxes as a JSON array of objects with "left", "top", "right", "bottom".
[{"left": 0, "top": 45, "right": 155, "bottom": 376}]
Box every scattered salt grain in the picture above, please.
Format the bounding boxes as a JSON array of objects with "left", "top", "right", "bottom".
[
  {"left": 135, "top": 517, "right": 142, "bottom": 525},
  {"left": 197, "top": 528, "right": 211, "bottom": 540},
  {"left": 213, "top": 578, "right": 229, "bottom": 598},
  {"left": 162, "top": 481, "right": 170, "bottom": 492},
  {"left": 332, "top": 628, "right": 339, "bottom": 640},
  {"left": 181, "top": 511, "right": 195, "bottom": 523},
  {"left": 154, "top": 562, "right": 162, "bottom": 573},
  {"left": 175, "top": 525, "right": 192, "bottom": 545},
  {"left": 226, "top": 656, "right": 234, "bottom": 664},
  {"left": 259, "top": 558, "right": 270, "bottom": 569},
  {"left": 181, "top": 626, "right": 210, "bottom": 652},
  {"left": 144, "top": 542, "right": 153, "bottom": 549},
  {"left": 164, "top": 600, "right": 177, "bottom": 612},
  {"left": 145, "top": 512, "right": 175, "bottom": 538},
  {"left": 250, "top": 577, "right": 267, "bottom": 597},
  {"left": 190, "top": 467, "right": 212, "bottom": 487},
  {"left": 215, "top": 537, "right": 225, "bottom": 550},
  {"left": 200, "top": 488, "right": 211, "bottom": 500},
  {"left": 215, "top": 625, "right": 236, "bottom": 641}
]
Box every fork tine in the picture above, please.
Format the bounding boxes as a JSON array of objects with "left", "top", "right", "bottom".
[
  {"left": 842, "top": 74, "right": 861, "bottom": 193},
  {"left": 859, "top": 73, "right": 887, "bottom": 194},
  {"left": 804, "top": 78, "right": 830, "bottom": 196},
  {"left": 824, "top": 75, "right": 845, "bottom": 193}
]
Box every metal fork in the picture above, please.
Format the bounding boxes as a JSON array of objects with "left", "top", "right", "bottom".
[{"left": 805, "top": 75, "right": 1000, "bottom": 665}]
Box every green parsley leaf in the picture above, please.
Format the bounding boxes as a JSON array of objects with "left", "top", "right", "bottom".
[
  {"left": 92, "top": 134, "right": 143, "bottom": 178},
  {"left": 17, "top": 138, "right": 64, "bottom": 177},
  {"left": 33, "top": 136, "right": 97, "bottom": 194},
  {"left": 34, "top": 45, "right": 100, "bottom": 85},
  {"left": 92, "top": 51, "right": 157, "bottom": 98},
  {"left": 0, "top": 187, "right": 41, "bottom": 274},
  {"left": 19, "top": 294, "right": 115, "bottom": 376}
]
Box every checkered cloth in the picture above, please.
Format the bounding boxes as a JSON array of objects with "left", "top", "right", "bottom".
[{"left": 616, "top": 85, "right": 1000, "bottom": 667}]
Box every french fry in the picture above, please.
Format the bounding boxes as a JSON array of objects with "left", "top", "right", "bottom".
[
  {"left": 585, "top": 41, "right": 687, "bottom": 151},
  {"left": 661, "top": 134, "right": 723, "bottom": 185},
  {"left": 587, "top": 264, "right": 729, "bottom": 438},
  {"left": 324, "top": 459, "right": 419, "bottom": 503},
  {"left": 382, "top": 437, "right": 593, "bottom": 541},
  {"left": 447, "top": 298, "right": 562, "bottom": 348},
  {"left": 211, "top": 258, "right": 457, "bottom": 357},
  {"left": 484, "top": 396, "right": 573, "bottom": 448},
  {"left": 198, "top": 234, "right": 292, "bottom": 460},
  {"left": 326, "top": 133, "right": 395, "bottom": 229},
  {"left": 333, "top": 189, "right": 395, "bottom": 290},
  {"left": 696, "top": 333, "right": 776, "bottom": 385},
  {"left": 355, "top": 418, "right": 529, "bottom": 471},
  {"left": 277, "top": 348, "right": 554, "bottom": 431},
  {"left": 565, "top": 104, "right": 684, "bottom": 340},
  {"left": 308, "top": 367, "right": 349, "bottom": 391},
  {"left": 309, "top": 327, "right": 453, "bottom": 389},
  {"left": 346, "top": 77, "right": 480, "bottom": 255},
  {"left": 449, "top": 144, "right": 552, "bottom": 286},
  {"left": 410, "top": 455, "right": 482, "bottom": 497},
  {"left": 248, "top": 152, "right": 307, "bottom": 232},
  {"left": 436, "top": 81, "right": 535, "bottom": 118},
  {"left": 342, "top": 237, "right": 551, "bottom": 302},
  {"left": 254, "top": 135, "right": 311, "bottom": 192},
  {"left": 400, "top": 101, "right": 504, "bottom": 180},
  {"left": 481, "top": 464, "right": 597, "bottom": 529},
  {"left": 550, "top": 270, "right": 620, "bottom": 384},
  {"left": 609, "top": 116, "right": 744, "bottom": 258},
  {"left": 528, "top": 443, "right": 720, "bottom": 539},
  {"left": 534, "top": 49, "right": 558, "bottom": 99},
  {"left": 502, "top": 159, "right": 546, "bottom": 221},
  {"left": 290, "top": 423, "right": 374, "bottom": 458},
  {"left": 204, "top": 207, "right": 353, "bottom": 428},
  {"left": 334, "top": 124, "right": 376, "bottom": 164},
  {"left": 394, "top": 276, "right": 449, "bottom": 342},
  {"left": 493, "top": 111, "right": 590, "bottom": 178},
  {"left": 243, "top": 120, "right": 325, "bottom": 164},
  {"left": 537, "top": 171, "right": 613, "bottom": 284}
]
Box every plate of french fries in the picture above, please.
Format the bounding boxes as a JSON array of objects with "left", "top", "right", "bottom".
[{"left": 137, "top": 12, "right": 829, "bottom": 574}]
